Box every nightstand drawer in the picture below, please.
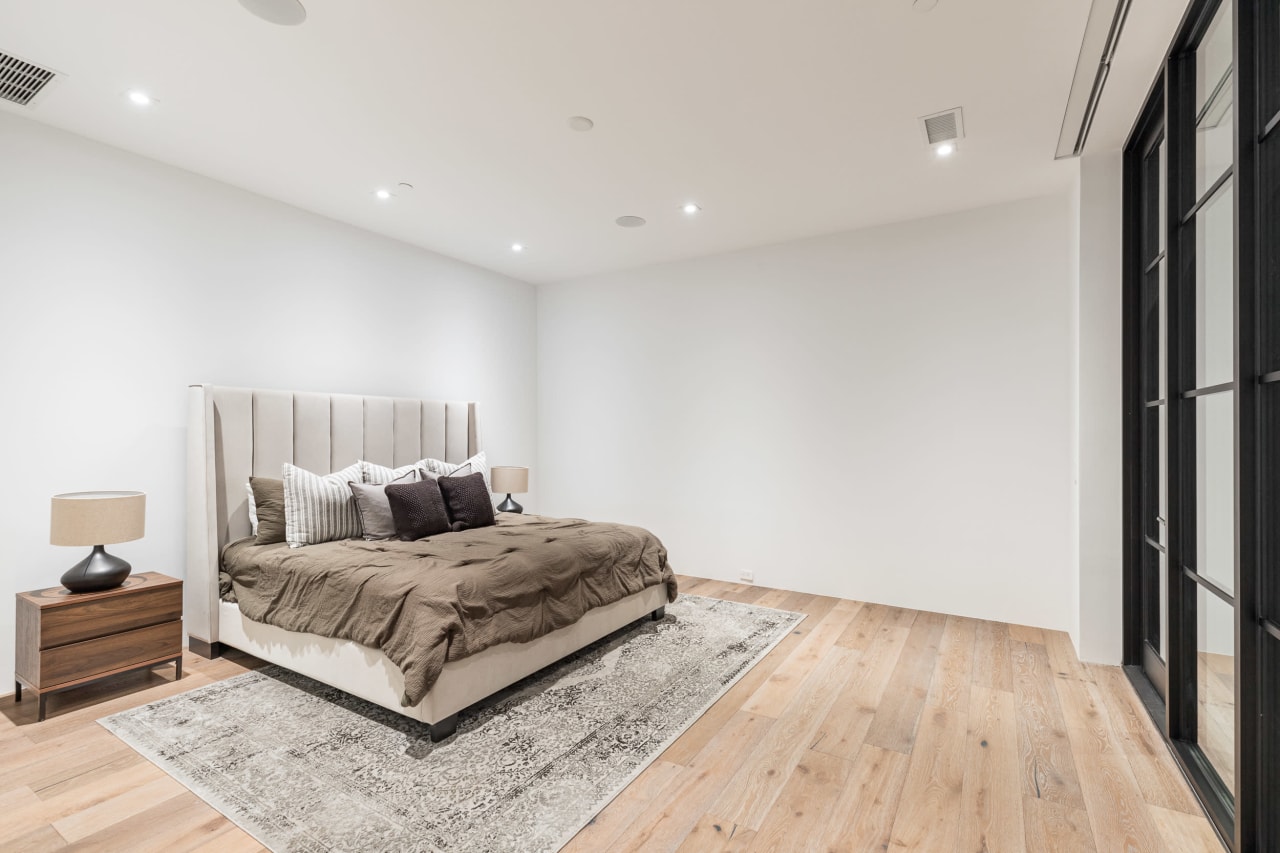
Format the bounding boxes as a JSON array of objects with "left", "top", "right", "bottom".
[
  {"left": 38, "top": 584, "right": 182, "bottom": 648},
  {"left": 40, "top": 620, "right": 182, "bottom": 687}
]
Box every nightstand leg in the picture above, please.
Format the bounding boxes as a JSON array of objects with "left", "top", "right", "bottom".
[
  {"left": 38, "top": 695, "right": 47, "bottom": 722},
  {"left": 175, "top": 657, "right": 183, "bottom": 680},
  {"left": 14, "top": 681, "right": 20, "bottom": 702}
]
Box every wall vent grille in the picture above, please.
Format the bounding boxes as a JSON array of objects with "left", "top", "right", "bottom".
[
  {"left": 919, "top": 107, "right": 965, "bottom": 145},
  {"left": 0, "top": 51, "right": 56, "bottom": 106}
]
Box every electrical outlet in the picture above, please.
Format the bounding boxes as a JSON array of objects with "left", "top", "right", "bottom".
[{"left": 740, "top": 571, "right": 754, "bottom": 583}]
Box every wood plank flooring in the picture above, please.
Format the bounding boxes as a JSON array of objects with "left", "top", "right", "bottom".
[{"left": 0, "top": 575, "right": 1222, "bottom": 852}]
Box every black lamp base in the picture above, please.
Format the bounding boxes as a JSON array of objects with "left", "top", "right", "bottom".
[
  {"left": 61, "top": 545, "right": 132, "bottom": 593},
  {"left": 496, "top": 494, "right": 524, "bottom": 514}
]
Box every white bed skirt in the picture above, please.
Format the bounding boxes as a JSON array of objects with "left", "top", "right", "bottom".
[{"left": 217, "top": 584, "right": 669, "bottom": 725}]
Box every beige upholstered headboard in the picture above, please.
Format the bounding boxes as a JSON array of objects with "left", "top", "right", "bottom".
[{"left": 184, "top": 384, "right": 479, "bottom": 649}]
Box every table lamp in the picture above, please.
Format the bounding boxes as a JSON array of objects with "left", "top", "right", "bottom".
[
  {"left": 50, "top": 491, "right": 146, "bottom": 593},
  {"left": 491, "top": 466, "right": 528, "bottom": 514}
]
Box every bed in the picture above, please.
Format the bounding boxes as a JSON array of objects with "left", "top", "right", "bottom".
[{"left": 184, "top": 384, "right": 673, "bottom": 740}]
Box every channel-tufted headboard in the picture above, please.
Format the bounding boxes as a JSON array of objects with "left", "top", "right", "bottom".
[{"left": 184, "top": 384, "right": 480, "bottom": 649}]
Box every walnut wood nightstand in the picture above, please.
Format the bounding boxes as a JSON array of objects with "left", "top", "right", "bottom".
[{"left": 15, "top": 572, "right": 183, "bottom": 721}]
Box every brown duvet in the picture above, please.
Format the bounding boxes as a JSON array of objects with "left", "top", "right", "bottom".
[{"left": 221, "top": 513, "right": 677, "bottom": 706}]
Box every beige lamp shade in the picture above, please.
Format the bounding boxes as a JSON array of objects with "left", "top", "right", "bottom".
[
  {"left": 491, "top": 466, "right": 529, "bottom": 495},
  {"left": 50, "top": 491, "right": 146, "bottom": 546}
]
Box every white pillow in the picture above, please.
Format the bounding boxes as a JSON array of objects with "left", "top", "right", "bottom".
[
  {"left": 363, "top": 453, "right": 485, "bottom": 489},
  {"left": 361, "top": 460, "right": 433, "bottom": 485},
  {"left": 422, "top": 451, "right": 490, "bottom": 492},
  {"left": 283, "top": 462, "right": 365, "bottom": 548},
  {"left": 246, "top": 482, "right": 259, "bottom": 536}
]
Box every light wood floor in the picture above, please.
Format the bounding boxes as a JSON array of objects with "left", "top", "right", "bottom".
[{"left": 0, "top": 575, "right": 1223, "bottom": 852}]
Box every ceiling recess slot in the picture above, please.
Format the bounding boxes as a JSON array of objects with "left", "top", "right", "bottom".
[
  {"left": 1054, "top": 0, "right": 1134, "bottom": 158},
  {"left": 0, "top": 50, "right": 57, "bottom": 106},
  {"left": 919, "top": 107, "right": 965, "bottom": 145}
]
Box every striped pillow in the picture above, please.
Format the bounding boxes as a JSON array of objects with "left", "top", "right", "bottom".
[
  {"left": 422, "top": 451, "right": 490, "bottom": 493},
  {"left": 283, "top": 462, "right": 365, "bottom": 547}
]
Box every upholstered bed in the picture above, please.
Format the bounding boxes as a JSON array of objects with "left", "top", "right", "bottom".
[{"left": 185, "top": 384, "right": 671, "bottom": 739}]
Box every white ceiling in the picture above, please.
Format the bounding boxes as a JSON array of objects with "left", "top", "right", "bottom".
[{"left": 1, "top": 0, "right": 1097, "bottom": 283}]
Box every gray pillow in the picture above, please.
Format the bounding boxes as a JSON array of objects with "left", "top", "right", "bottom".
[{"left": 348, "top": 468, "right": 421, "bottom": 540}]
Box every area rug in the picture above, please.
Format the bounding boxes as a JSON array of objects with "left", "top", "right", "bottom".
[{"left": 99, "top": 594, "right": 803, "bottom": 853}]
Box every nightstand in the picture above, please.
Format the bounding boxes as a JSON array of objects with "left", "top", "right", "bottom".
[{"left": 15, "top": 572, "right": 183, "bottom": 721}]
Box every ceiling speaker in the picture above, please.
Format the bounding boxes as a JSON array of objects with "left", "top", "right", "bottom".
[{"left": 0, "top": 50, "right": 57, "bottom": 107}]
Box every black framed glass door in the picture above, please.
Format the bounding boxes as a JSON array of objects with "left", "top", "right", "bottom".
[
  {"left": 1253, "top": 0, "right": 1280, "bottom": 843},
  {"left": 1122, "top": 0, "right": 1274, "bottom": 849},
  {"left": 1133, "top": 101, "right": 1170, "bottom": 700}
]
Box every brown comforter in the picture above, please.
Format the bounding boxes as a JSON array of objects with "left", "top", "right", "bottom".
[{"left": 221, "top": 513, "right": 677, "bottom": 706}]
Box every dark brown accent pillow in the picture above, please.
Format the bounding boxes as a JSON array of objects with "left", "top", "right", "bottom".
[
  {"left": 385, "top": 477, "right": 451, "bottom": 540},
  {"left": 250, "top": 477, "right": 286, "bottom": 545},
  {"left": 438, "top": 472, "right": 496, "bottom": 531}
]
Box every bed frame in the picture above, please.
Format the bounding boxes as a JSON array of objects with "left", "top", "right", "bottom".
[{"left": 185, "top": 384, "right": 666, "bottom": 740}]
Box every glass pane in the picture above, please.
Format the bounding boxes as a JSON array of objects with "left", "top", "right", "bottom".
[
  {"left": 1143, "top": 406, "right": 1160, "bottom": 542},
  {"left": 1143, "top": 266, "right": 1159, "bottom": 402},
  {"left": 1159, "top": 261, "right": 1167, "bottom": 399},
  {"left": 1158, "top": 260, "right": 1168, "bottom": 546},
  {"left": 1196, "top": 0, "right": 1233, "bottom": 113},
  {"left": 1195, "top": 0, "right": 1233, "bottom": 198},
  {"left": 1159, "top": 138, "right": 1167, "bottom": 253},
  {"left": 1143, "top": 544, "right": 1168, "bottom": 660},
  {"left": 1196, "top": 390, "right": 1235, "bottom": 594},
  {"left": 1196, "top": 180, "right": 1234, "bottom": 389},
  {"left": 1196, "top": 584, "right": 1235, "bottom": 791},
  {"left": 1197, "top": 100, "right": 1233, "bottom": 198},
  {"left": 1159, "top": 399, "right": 1168, "bottom": 547},
  {"left": 1158, "top": 549, "right": 1167, "bottom": 658},
  {"left": 1264, "top": 635, "right": 1280, "bottom": 843},
  {"left": 1143, "top": 146, "right": 1162, "bottom": 263}
]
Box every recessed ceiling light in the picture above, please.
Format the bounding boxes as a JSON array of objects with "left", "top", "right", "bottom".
[
  {"left": 511, "top": 243, "right": 525, "bottom": 253},
  {"left": 616, "top": 216, "right": 646, "bottom": 228},
  {"left": 935, "top": 142, "right": 956, "bottom": 158},
  {"left": 239, "top": 0, "right": 307, "bottom": 26},
  {"left": 127, "top": 90, "right": 153, "bottom": 107},
  {"left": 568, "top": 116, "right": 594, "bottom": 132},
  {"left": 374, "top": 189, "right": 392, "bottom": 200},
  {"left": 682, "top": 203, "right": 701, "bottom": 215}
]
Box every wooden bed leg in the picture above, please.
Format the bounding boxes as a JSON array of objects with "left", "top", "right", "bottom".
[
  {"left": 428, "top": 714, "right": 458, "bottom": 742},
  {"left": 651, "top": 606, "right": 666, "bottom": 622}
]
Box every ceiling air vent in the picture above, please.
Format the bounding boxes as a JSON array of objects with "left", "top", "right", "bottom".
[
  {"left": 919, "top": 107, "right": 965, "bottom": 146},
  {"left": 0, "top": 51, "right": 57, "bottom": 107}
]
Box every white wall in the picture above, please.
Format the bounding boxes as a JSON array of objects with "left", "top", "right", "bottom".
[
  {"left": 0, "top": 112, "right": 538, "bottom": 689},
  {"left": 1074, "top": 150, "right": 1125, "bottom": 664},
  {"left": 1067, "top": 161, "right": 1083, "bottom": 650},
  {"left": 538, "top": 195, "right": 1076, "bottom": 631}
]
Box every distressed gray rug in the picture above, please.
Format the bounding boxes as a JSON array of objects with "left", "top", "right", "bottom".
[{"left": 100, "top": 594, "right": 803, "bottom": 853}]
